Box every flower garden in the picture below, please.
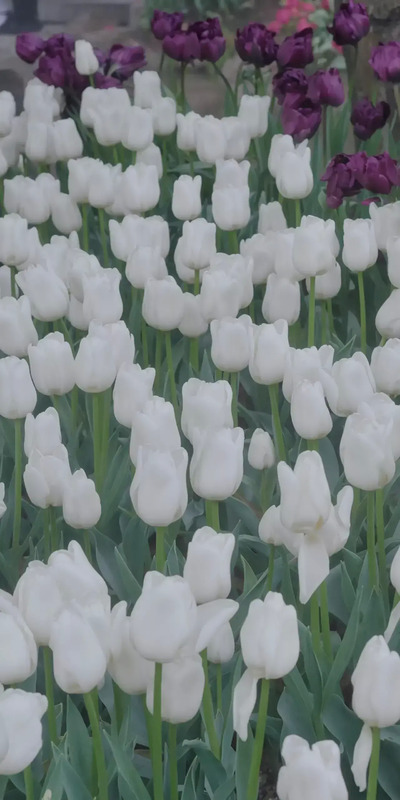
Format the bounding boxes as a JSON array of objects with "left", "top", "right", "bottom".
[{"left": 0, "top": 1, "right": 400, "bottom": 799}]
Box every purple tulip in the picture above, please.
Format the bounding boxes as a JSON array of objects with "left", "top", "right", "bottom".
[
  {"left": 44, "top": 33, "right": 74, "bottom": 58},
  {"left": 308, "top": 68, "right": 344, "bottom": 107},
  {"left": 107, "top": 44, "right": 146, "bottom": 81},
  {"left": 94, "top": 73, "right": 122, "bottom": 89},
  {"left": 281, "top": 95, "right": 322, "bottom": 142},
  {"left": 328, "top": 0, "right": 370, "bottom": 46},
  {"left": 277, "top": 28, "right": 314, "bottom": 69},
  {"left": 321, "top": 153, "right": 363, "bottom": 208},
  {"left": 34, "top": 54, "right": 67, "bottom": 88},
  {"left": 151, "top": 10, "right": 184, "bottom": 40},
  {"left": 351, "top": 98, "right": 390, "bottom": 140},
  {"left": 162, "top": 30, "right": 201, "bottom": 62},
  {"left": 356, "top": 152, "right": 400, "bottom": 195},
  {"left": 235, "top": 23, "right": 278, "bottom": 67},
  {"left": 369, "top": 42, "right": 400, "bottom": 83},
  {"left": 15, "top": 33, "right": 45, "bottom": 64},
  {"left": 273, "top": 68, "right": 309, "bottom": 105},
  {"left": 187, "top": 18, "right": 226, "bottom": 62}
]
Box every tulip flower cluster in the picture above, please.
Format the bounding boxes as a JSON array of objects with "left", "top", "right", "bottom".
[{"left": 2, "top": 5, "right": 400, "bottom": 800}]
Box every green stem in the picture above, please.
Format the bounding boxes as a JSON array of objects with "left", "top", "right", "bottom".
[
  {"left": 155, "top": 329, "right": 163, "bottom": 394},
  {"left": 358, "top": 271, "right": 367, "bottom": 354},
  {"left": 295, "top": 199, "right": 302, "bottom": 228},
  {"left": 98, "top": 208, "right": 109, "bottom": 267},
  {"left": 100, "top": 387, "right": 111, "bottom": 489},
  {"left": 366, "top": 728, "right": 381, "bottom": 800},
  {"left": 24, "top": 766, "right": 34, "bottom": 800},
  {"left": 84, "top": 690, "right": 109, "bottom": 800},
  {"left": 375, "top": 488, "right": 387, "bottom": 595},
  {"left": 268, "top": 383, "right": 286, "bottom": 462},
  {"left": 307, "top": 439, "right": 319, "bottom": 452},
  {"left": 189, "top": 337, "right": 199, "bottom": 373},
  {"left": 246, "top": 679, "right": 270, "bottom": 800},
  {"left": 319, "top": 580, "right": 332, "bottom": 662},
  {"left": 211, "top": 62, "right": 237, "bottom": 112},
  {"left": 308, "top": 276, "right": 316, "bottom": 348},
  {"left": 216, "top": 664, "right": 223, "bottom": 714},
  {"left": 10, "top": 265, "right": 16, "bottom": 298},
  {"left": 168, "top": 724, "right": 178, "bottom": 800},
  {"left": 43, "top": 646, "right": 58, "bottom": 744},
  {"left": 367, "top": 491, "right": 378, "bottom": 591},
  {"left": 265, "top": 545, "right": 275, "bottom": 593},
  {"left": 201, "top": 650, "right": 220, "bottom": 758},
  {"left": 152, "top": 663, "right": 164, "bottom": 800},
  {"left": 92, "top": 392, "right": 103, "bottom": 492},
  {"left": 165, "top": 331, "right": 179, "bottom": 419},
  {"left": 113, "top": 681, "right": 125, "bottom": 732},
  {"left": 310, "top": 591, "right": 321, "bottom": 655},
  {"left": 205, "top": 500, "right": 220, "bottom": 532},
  {"left": 81, "top": 203, "right": 89, "bottom": 251},
  {"left": 229, "top": 229, "right": 239, "bottom": 254},
  {"left": 194, "top": 269, "right": 200, "bottom": 296},
  {"left": 326, "top": 299, "right": 334, "bottom": 339},
  {"left": 49, "top": 506, "right": 58, "bottom": 552},
  {"left": 12, "top": 418, "right": 23, "bottom": 552},
  {"left": 156, "top": 527, "right": 166, "bottom": 572},
  {"left": 83, "top": 529, "right": 92, "bottom": 563},
  {"left": 231, "top": 371, "right": 238, "bottom": 426},
  {"left": 180, "top": 63, "right": 187, "bottom": 111}
]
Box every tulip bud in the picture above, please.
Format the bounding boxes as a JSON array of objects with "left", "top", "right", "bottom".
[
  {"left": 172, "top": 175, "right": 202, "bottom": 221},
  {"left": 125, "top": 245, "right": 167, "bottom": 290},
  {"left": 181, "top": 378, "right": 233, "bottom": 444},
  {"left": 238, "top": 94, "right": 270, "bottom": 138},
  {"left": 51, "top": 193, "right": 82, "bottom": 235},
  {"left": 210, "top": 316, "right": 252, "bottom": 372},
  {"left": 195, "top": 116, "right": 226, "bottom": 164},
  {"left": 0, "top": 296, "right": 38, "bottom": 357},
  {"left": 262, "top": 274, "right": 301, "bottom": 325},
  {"left": 136, "top": 142, "right": 163, "bottom": 179},
  {"left": 0, "top": 91, "right": 15, "bottom": 136},
  {"left": 121, "top": 164, "right": 160, "bottom": 215},
  {"left": 306, "top": 261, "right": 342, "bottom": 300},
  {"left": 369, "top": 200, "right": 400, "bottom": 252},
  {"left": 352, "top": 636, "right": 400, "bottom": 728},
  {"left": 24, "top": 445, "right": 71, "bottom": 508},
  {"left": 176, "top": 111, "right": 201, "bottom": 152},
  {"left": 190, "top": 427, "right": 244, "bottom": 501},
  {"left": 108, "top": 601, "right": 151, "bottom": 694},
  {"left": 28, "top": 333, "right": 75, "bottom": 397},
  {"left": 24, "top": 407, "right": 61, "bottom": 457},
  {"left": 178, "top": 293, "right": 208, "bottom": 338},
  {"left": 129, "top": 397, "right": 181, "bottom": 465},
  {"left": 146, "top": 654, "right": 205, "bottom": 724},
  {"left": 130, "top": 572, "right": 197, "bottom": 662},
  {"left": 14, "top": 561, "right": 63, "bottom": 646},
  {"left": 325, "top": 352, "right": 375, "bottom": 416},
  {"left": 130, "top": 446, "right": 188, "bottom": 526},
  {"left": 371, "top": 339, "right": 400, "bottom": 396},
  {"left": 113, "top": 363, "right": 155, "bottom": 428},
  {"left": 62, "top": 469, "right": 101, "bottom": 529},
  {"left": 183, "top": 527, "right": 235, "bottom": 603},
  {"left": 48, "top": 539, "right": 109, "bottom": 604},
  {"left": 17, "top": 179, "right": 51, "bottom": 225},
  {"left": 200, "top": 270, "right": 242, "bottom": 322},
  {"left": 0, "top": 593, "right": 38, "bottom": 684},
  {"left": 52, "top": 118, "right": 83, "bottom": 161},
  {"left": 207, "top": 622, "right": 235, "bottom": 663},
  {"left": 75, "top": 39, "right": 100, "bottom": 75},
  {"left": 293, "top": 216, "right": 337, "bottom": 278},
  {"left": 75, "top": 321, "right": 117, "bottom": 393},
  {"left": 50, "top": 606, "right": 108, "bottom": 694},
  {"left": 152, "top": 96, "right": 177, "bottom": 136},
  {"left": 0, "top": 689, "right": 47, "bottom": 775},
  {"left": 340, "top": 403, "right": 395, "bottom": 490},
  {"left": 212, "top": 185, "right": 251, "bottom": 231},
  {"left": 276, "top": 141, "right": 313, "bottom": 199},
  {"left": 277, "top": 736, "right": 348, "bottom": 800},
  {"left": 142, "top": 276, "right": 184, "bottom": 331},
  {"left": 248, "top": 429, "right": 275, "bottom": 470},
  {"left": 268, "top": 134, "right": 295, "bottom": 178},
  {"left": 343, "top": 218, "right": 378, "bottom": 272},
  {"left": 16, "top": 265, "right": 69, "bottom": 322},
  {"left": 249, "top": 320, "right": 289, "bottom": 385},
  {"left": 376, "top": 289, "right": 400, "bottom": 339},
  {"left": 320, "top": 485, "right": 353, "bottom": 558},
  {"left": 222, "top": 117, "right": 251, "bottom": 161},
  {"left": 240, "top": 233, "right": 276, "bottom": 285},
  {"left": 179, "top": 218, "right": 217, "bottom": 271},
  {"left": 134, "top": 71, "right": 162, "bottom": 109},
  {"left": 283, "top": 345, "right": 334, "bottom": 402},
  {"left": 104, "top": 320, "right": 135, "bottom": 370},
  {"left": 258, "top": 201, "right": 287, "bottom": 234},
  {"left": 82, "top": 268, "right": 122, "bottom": 326},
  {"left": 0, "top": 214, "right": 30, "bottom": 267},
  {"left": 278, "top": 451, "right": 331, "bottom": 533},
  {"left": 0, "top": 356, "right": 36, "bottom": 419},
  {"left": 290, "top": 379, "right": 332, "bottom": 440},
  {"left": 390, "top": 546, "right": 400, "bottom": 593}
]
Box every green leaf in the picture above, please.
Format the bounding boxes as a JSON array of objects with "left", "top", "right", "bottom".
[
  {"left": 379, "top": 740, "right": 400, "bottom": 800},
  {"left": 182, "top": 739, "right": 227, "bottom": 792},
  {"left": 277, "top": 688, "right": 315, "bottom": 742},
  {"left": 114, "top": 546, "right": 143, "bottom": 604},
  {"left": 322, "top": 587, "right": 363, "bottom": 708},
  {"left": 60, "top": 754, "right": 94, "bottom": 800},
  {"left": 181, "top": 757, "right": 199, "bottom": 800},
  {"left": 235, "top": 725, "right": 254, "bottom": 800},
  {"left": 298, "top": 622, "right": 323, "bottom": 713},
  {"left": 104, "top": 731, "right": 151, "bottom": 800},
  {"left": 66, "top": 697, "right": 93, "bottom": 790},
  {"left": 240, "top": 556, "right": 258, "bottom": 594}
]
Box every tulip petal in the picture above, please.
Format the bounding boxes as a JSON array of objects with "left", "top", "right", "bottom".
[
  {"left": 298, "top": 533, "right": 329, "bottom": 604},
  {"left": 384, "top": 602, "right": 400, "bottom": 644},
  {"left": 351, "top": 723, "right": 372, "bottom": 791},
  {"left": 233, "top": 668, "right": 258, "bottom": 742},
  {"left": 195, "top": 599, "right": 239, "bottom": 653}
]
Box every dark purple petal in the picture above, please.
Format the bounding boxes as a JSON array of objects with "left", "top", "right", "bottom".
[
  {"left": 16, "top": 33, "right": 45, "bottom": 64},
  {"left": 351, "top": 98, "right": 390, "bottom": 140},
  {"left": 308, "top": 68, "right": 344, "bottom": 107},
  {"left": 273, "top": 68, "right": 309, "bottom": 105},
  {"left": 327, "top": 0, "right": 370, "bottom": 46},
  {"left": 277, "top": 27, "right": 314, "bottom": 69},
  {"left": 94, "top": 73, "right": 123, "bottom": 89},
  {"left": 34, "top": 53, "right": 67, "bottom": 88},
  {"left": 370, "top": 42, "right": 400, "bottom": 83},
  {"left": 107, "top": 44, "right": 146, "bottom": 80},
  {"left": 187, "top": 17, "right": 226, "bottom": 62},
  {"left": 151, "top": 10, "right": 184, "bottom": 40},
  {"left": 163, "top": 30, "right": 201, "bottom": 62},
  {"left": 235, "top": 23, "right": 278, "bottom": 67},
  {"left": 44, "top": 33, "right": 75, "bottom": 57},
  {"left": 281, "top": 94, "right": 321, "bottom": 142}
]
